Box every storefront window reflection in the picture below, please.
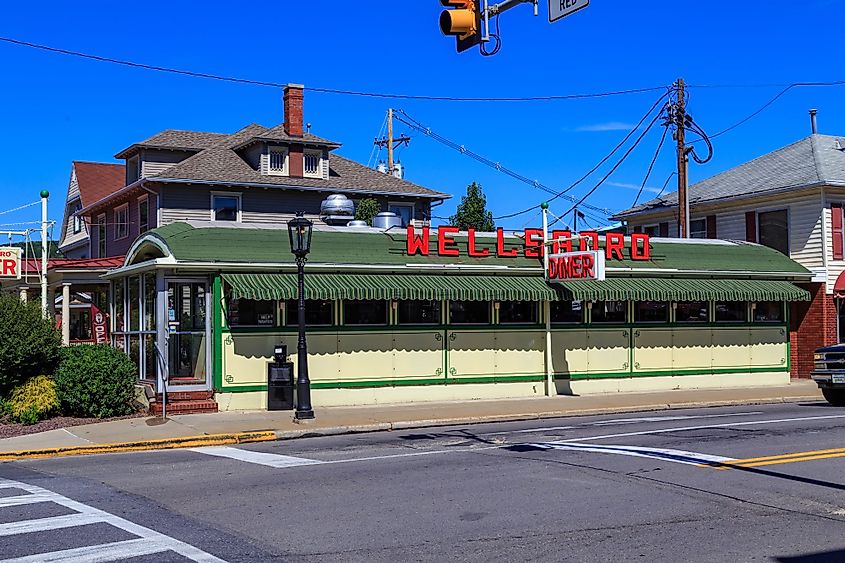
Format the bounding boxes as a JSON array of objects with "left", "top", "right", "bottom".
[
  {"left": 753, "top": 301, "right": 784, "bottom": 323},
  {"left": 550, "top": 301, "right": 584, "bottom": 324},
  {"left": 676, "top": 301, "right": 708, "bottom": 322},
  {"left": 635, "top": 301, "right": 668, "bottom": 323},
  {"left": 591, "top": 301, "right": 627, "bottom": 323},
  {"left": 229, "top": 299, "right": 276, "bottom": 326},
  {"left": 397, "top": 300, "right": 441, "bottom": 325},
  {"left": 498, "top": 301, "right": 538, "bottom": 324},
  {"left": 285, "top": 300, "right": 333, "bottom": 326},
  {"left": 343, "top": 300, "right": 387, "bottom": 325},
  {"left": 715, "top": 302, "right": 746, "bottom": 322},
  {"left": 449, "top": 301, "right": 490, "bottom": 325}
]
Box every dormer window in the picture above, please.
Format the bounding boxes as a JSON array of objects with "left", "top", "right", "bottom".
[
  {"left": 268, "top": 146, "right": 288, "bottom": 176},
  {"left": 72, "top": 202, "right": 83, "bottom": 234},
  {"left": 304, "top": 150, "right": 322, "bottom": 178}
]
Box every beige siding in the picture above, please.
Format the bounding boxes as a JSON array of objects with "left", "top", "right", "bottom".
[
  {"left": 59, "top": 169, "right": 88, "bottom": 252},
  {"left": 823, "top": 188, "right": 845, "bottom": 291},
  {"left": 141, "top": 160, "right": 178, "bottom": 177}
]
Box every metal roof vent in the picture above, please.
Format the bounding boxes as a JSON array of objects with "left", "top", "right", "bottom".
[
  {"left": 320, "top": 194, "right": 355, "bottom": 225},
  {"left": 347, "top": 220, "right": 368, "bottom": 228},
  {"left": 372, "top": 212, "right": 402, "bottom": 230}
]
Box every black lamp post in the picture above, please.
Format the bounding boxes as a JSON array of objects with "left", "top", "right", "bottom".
[{"left": 287, "top": 212, "right": 314, "bottom": 420}]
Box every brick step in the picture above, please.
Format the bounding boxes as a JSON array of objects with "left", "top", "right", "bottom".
[
  {"left": 154, "top": 391, "right": 214, "bottom": 402},
  {"left": 150, "top": 399, "right": 218, "bottom": 415}
]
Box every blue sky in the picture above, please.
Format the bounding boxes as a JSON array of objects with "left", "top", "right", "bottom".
[{"left": 0, "top": 0, "right": 843, "bottom": 236}]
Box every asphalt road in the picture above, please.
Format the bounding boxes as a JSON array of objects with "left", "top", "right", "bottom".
[{"left": 4, "top": 401, "right": 845, "bottom": 562}]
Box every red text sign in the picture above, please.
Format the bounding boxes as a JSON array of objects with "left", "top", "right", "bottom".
[
  {"left": 0, "top": 247, "right": 21, "bottom": 279},
  {"left": 547, "top": 251, "right": 606, "bottom": 281},
  {"left": 91, "top": 305, "right": 109, "bottom": 345},
  {"left": 406, "top": 226, "right": 650, "bottom": 261}
]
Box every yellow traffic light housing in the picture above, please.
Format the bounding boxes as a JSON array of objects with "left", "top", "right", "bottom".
[{"left": 439, "top": 0, "right": 482, "bottom": 53}]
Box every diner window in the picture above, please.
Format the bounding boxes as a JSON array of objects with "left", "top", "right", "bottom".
[
  {"left": 211, "top": 193, "right": 241, "bottom": 222},
  {"left": 676, "top": 301, "right": 709, "bottom": 322},
  {"left": 343, "top": 300, "right": 388, "bottom": 325},
  {"left": 758, "top": 210, "right": 789, "bottom": 255},
  {"left": 591, "top": 301, "right": 627, "bottom": 323},
  {"left": 689, "top": 219, "right": 707, "bottom": 239},
  {"left": 635, "top": 301, "right": 669, "bottom": 323},
  {"left": 498, "top": 301, "right": 538, "bottom": 324},
  {"left": 285, "top": 300, "right": 334, "bottom": 326},
  {"left": 229, "top": 299, "right": 277, "bottom": 327},
  {"left": 138, "top": 196, "right": 150, "bottom": 233},
  {"left": 114, "top": 204, "right": 129, "bottom": 240},
  {"left": 113, "top": 279, "right": 125, "bottom": 333},
  {"left": 715, "top": 302, "right": 747, "bottom": 322},
  {"left": 449, "top": 301, "right": 491, "bottom": 325},
  {"left": 96, "top": 214, "right": 106, "bottom": 258},
  {"left": 397, "top": 300, "right": 441, "bottom": 325},
  {"left": 550, "top": 300, "right": 584, "bottom": 324},
  {"left": 753, "top": 301, "right": 784, "bottom": 323}
]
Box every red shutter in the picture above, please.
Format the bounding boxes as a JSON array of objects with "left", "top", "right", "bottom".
[
  {"left": 659, "top": 222, "right": 669, "bottom": 237},
  {"left": 745, "top": 212, "right": 757, "bottom": 243},
  {"left": 833, "top": 203, "right": 844, "bottom": 260},
  {"left": 706, "top": 215, "right": 717, "bottom": 239}
]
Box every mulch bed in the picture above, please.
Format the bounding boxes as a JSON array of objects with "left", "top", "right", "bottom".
[{"left": 0, "top": 413, "right": 143, "bottom": 440}]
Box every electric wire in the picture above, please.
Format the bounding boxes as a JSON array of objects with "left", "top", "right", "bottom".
[
  {"left": 480, "top": 14, "right": 502, "bottom": 57},
  {"left": 0, "top": 35, "right": 669, "bottom": 102},
  {"left": 0, "top": 200, "right": 40, "bottom": 217},
  {"left": 632, "top": 124, "right": 669, "bottom": 207}
]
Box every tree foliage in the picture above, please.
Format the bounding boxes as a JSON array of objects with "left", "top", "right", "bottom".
[
  {"left": 354, "top": 198, "right": 381, "bottom": 226},
  {"left": 0, "top": 295, "right": 62, "bottom": 394},
  {"left": 450, "top": 182, "right": 494, "bottom": 231},
  {"left": 54, "top": 344, "right": 138, "bottom": 418}
]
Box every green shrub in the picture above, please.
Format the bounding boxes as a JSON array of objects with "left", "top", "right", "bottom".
[
  {"left": 54, "top": 344, "right": 138, "bottom": 418},
  {"left": 7, "top": 375, "right": 60, "bottom": 424},
  {"left": 0, "top": 295, "right": 62, "bottom": 393},
  {"left": 354, "top": 198, "right": 381, "bottom": 226}
]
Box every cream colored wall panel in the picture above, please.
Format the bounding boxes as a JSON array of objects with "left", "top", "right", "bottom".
[
  {"left": 312, "top": 381, "right": 544, "bottom": 407},
  {"left": 568, "top": 371, "right": 789, "bottom": 396},
  {"left": 391, "top": 331, "right": 445, "bottom": 379},
  {"left": 748, "top": 326, "right": 788, "bottom": 369},
  {"left": 223, "top": 332, "right": 340, "bottom": 386},
  {"left": 336, "top": 332, "right": 397, "bottom": 381},
  {"left": 710, "top": 328, "right": 751, "bottom": 369},
  {"left": 494, "top": 331, "right": 545, "bottom": 375},
  {"left": 448, "top": 330, "right": 498, "bottom": 377},
  {"left": 632, "top": 328, "right": 674, "bottom": 372},
  {"left": 550, "top": 329, "right": 589, "bottom": 376},
  {"left": 586, "top": 329, "right": 630, "bottom": 374},
  {"left": 670, "top": 327, "right": 712, "bottom": 371}
]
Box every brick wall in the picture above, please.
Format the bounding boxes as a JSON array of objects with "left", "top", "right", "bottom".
[{"left": 790, "top": 282, "right": 838, "bottom": 378}]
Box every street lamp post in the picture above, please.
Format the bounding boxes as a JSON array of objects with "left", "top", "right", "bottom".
[{"left": 288, "top": 213, "right": 315, "bottom": 421}]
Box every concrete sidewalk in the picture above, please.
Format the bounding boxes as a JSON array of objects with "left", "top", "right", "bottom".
[{"left": 0, "top": 380, "right": 825, "bottom": 459}]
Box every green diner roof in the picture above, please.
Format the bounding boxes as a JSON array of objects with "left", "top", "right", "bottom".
[{"left": 126, "top": 222, "right": 811, "bottom": 280}]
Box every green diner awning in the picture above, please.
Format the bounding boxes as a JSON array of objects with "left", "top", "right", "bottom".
[
  {"left": 553, "top": 278, "right": 809, "bottom": 302},
  {"left": 222, "top": 274, "right": 809, "bottom": 302}
]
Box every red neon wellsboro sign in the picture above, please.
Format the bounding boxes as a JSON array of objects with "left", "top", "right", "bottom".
[{"left": 406, "top": 226, "right": 651, "bottom": 261}]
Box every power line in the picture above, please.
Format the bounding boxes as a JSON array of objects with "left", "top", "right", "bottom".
[
  {"left": 632, "top": 124, "right": 669, "bottom": 207},
  {"left": 492, "top": 91, "right": 671, "bottom": 221},
  {"left": 0, "top": 35, "right": 669, "bottom": 102},
  {"left": 0, "top": 200, "right": 40, "bottom": 217}
]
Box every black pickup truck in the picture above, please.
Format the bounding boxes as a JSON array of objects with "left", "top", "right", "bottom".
[{"left": 812, "top": 345, "right": 845, "bottom": 406}]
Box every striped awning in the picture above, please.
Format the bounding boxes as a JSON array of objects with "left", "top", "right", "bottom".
[
  {"left": 552, "top": 278, "right": 809, "bottom": 302},
  {"left": 222, "top": 273, "right": 809, "bottom": 302},
  {"left": 222, "top": 273, "right": 558, "bottom": 302}
]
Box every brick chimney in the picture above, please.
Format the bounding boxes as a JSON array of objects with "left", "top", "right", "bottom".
[{"left": 284, "top": 84, "right": 304, "bottom": 137}]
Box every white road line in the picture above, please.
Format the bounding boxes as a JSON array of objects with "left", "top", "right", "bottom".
[
  {"left": 487, "top": 425, "right": 577, "bottom": 436},
  {"left": 189, "top": 446, "right": 323, "bottom": 468},
  {"left": 0, "top": 513, "right": 104, "bottom": 536},
  {"left": 527, "top": 442, "right": 735, "bottom": 466},
  {"left": 587, "top": 411, "right": 765, "bottom": 426},
  {"left": 1, "top": 537, "right": 169, "bottom": 563},
  {"left": 0, "top": 493, "right": 55, "bottom": 508},
  {"left": 0, "top": 478, "right": 225, "bottom": 563}
]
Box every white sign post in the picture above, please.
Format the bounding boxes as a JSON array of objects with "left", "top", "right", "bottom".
[
  {"left": 549, "top": 0, "right": 590, "bottom": 23},
  {"left": 0, "top": 247, "right": 22, "bottom": 280}
]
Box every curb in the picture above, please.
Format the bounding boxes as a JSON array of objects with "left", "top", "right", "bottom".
[{"left": 0, "top": 431, "right": 277, "bottom": 461}]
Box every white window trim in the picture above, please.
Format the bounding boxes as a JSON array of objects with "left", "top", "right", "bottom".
[
  {"left": 96, "top": 213, "right": 107, "bottom": 258},
  {"left": 267, "top": 146, "right": 289, "bottom": 176},
  {"left": 388, "top": 202, "right": 415, "bottom": 227},
  {"left": 303, "top": 149, "right": 322, "bottom": 179},
  {"left": 72, "top": 201, "right": 83, "bottom": 234},
  {"left": 689, "top": 218, "right": 707, "bottom": 239},
  {"left": 137, "top": 194, "right": 150, "bottom": 233},
  {"left": 114, "top": 204, "right": 129, "bottom": 241},
  {"left": 210, "top": 191, "right": 242, "bottom": 223}
]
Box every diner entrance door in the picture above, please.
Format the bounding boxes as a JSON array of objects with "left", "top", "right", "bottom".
[{"left": 165, "top": 281, "right": 210, "bottom": 387}]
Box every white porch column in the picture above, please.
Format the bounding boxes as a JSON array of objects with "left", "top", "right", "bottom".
[
  {"left": 61, "top": 283, "right": 71, "bottom": 345},
  {"left": 19, "top": 287, "right": 27, "bottom": 302}
]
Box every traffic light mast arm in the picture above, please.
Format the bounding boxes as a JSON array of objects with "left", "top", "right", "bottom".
[{"left": 482, "top": 0, "right": 538, "bottom": 41}]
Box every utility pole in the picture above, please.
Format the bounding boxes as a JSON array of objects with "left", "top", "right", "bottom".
[
  {"left": 675, "top": 78, "right": 689, "bottom": 239},
  {"left": 374, "top": 109, "right": 411, "bottom": 174}
]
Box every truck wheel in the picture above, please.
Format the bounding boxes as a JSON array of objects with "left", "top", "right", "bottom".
[{"left": 822, "top": 388, "right": 845, "bottom": 406}]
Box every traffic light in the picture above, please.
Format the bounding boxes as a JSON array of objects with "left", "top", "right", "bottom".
[{"left": 439, "top": 0, "right": 482, "bottom": 53}]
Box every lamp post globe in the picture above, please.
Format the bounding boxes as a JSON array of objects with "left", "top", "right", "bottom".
[{"left": 288, "top": 213, "right": 315, "bottom": 421}]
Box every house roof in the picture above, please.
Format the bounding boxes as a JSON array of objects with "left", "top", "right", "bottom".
[
  {"left": 114, "top": 130, "right": 228, "bottom": 159},
  {"left": 73, "top": 161, "right": 126, "bottom": 207},
  {"left": 613, "top": 134, "right": 845, "bottom": 219}
]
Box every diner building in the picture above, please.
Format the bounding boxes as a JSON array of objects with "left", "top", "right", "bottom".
[{"left": 108, "top": 220, "right": 811, "bottom": 411}]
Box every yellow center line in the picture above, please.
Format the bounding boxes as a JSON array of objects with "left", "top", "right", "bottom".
[{"left": 697, "top": 446, "right": 845, "bottom": 470}]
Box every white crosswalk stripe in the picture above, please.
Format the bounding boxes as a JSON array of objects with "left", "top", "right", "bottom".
[
  {"left": 0, "top": 477, "right": 226, "bottom": 563},
  {"left": 189, "top": 446, "right": 323, "bottom": 468}
]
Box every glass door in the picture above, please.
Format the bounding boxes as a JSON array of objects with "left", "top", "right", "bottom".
[{"left": 166, "top": 281, "right": 208, "bottom": 385}]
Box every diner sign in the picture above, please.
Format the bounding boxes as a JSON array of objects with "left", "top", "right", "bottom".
[
  {"left": 406, "top": 226, "right": 650, "bottom": 261},
  {"left": 0, "top": 247, "right": 21, "bottom": 279},
  {"left": 547, "top": 251, "right": 606, "bottom": 281}
]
